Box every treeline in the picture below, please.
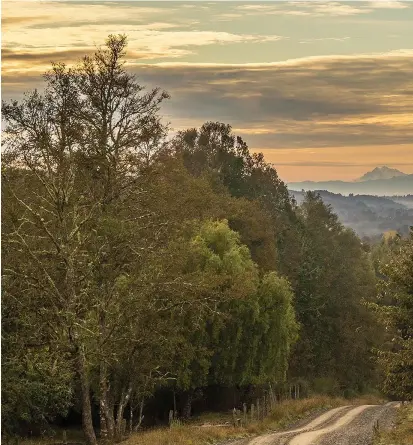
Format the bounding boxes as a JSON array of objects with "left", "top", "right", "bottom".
[
  {"left": 2, "top": 35, "right": 410, "bottom": 444},
  {"left": 369, "top": 232, "right": 413, "bottom": 402}
]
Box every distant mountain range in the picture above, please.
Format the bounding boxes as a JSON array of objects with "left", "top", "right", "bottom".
[
  {"left": 290, "top": 190, "right": 413, "bottom": 239},
  {"left": 357, "top": 166, "right": 408, "bottom": 182},
  {"left": 288, "top": 167, "right": 413, "bottom": 196}
]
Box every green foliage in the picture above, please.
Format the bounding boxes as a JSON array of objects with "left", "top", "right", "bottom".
[
  {"left": 189, "top": 219, "right": 257, "bottom": 295},
  {"left": 210, "top": 272, "right": 298, "bottom": 386},
  {"left": 1, "top": 34, "right": 393, "bottom": 443},
  {"left": 173, "top": 219, "right": 259, "bottom": 391},
  {"left": 255, "top": 273, "right": 299, "bottom": 382},
  {"left": 289, "top": 192, "right": 381, "bottom": 392},
  {"left": 311, "top": 377, "right": 341, "bottom": 397},
  {"left": 1, "top": 349, "right": 73, "bottom": 435},
  {"left": 172, "top": 122, "right": 297, "bottom": 276},
  {"left": 172, "top": 221, "right": 298, "bottom": 401},
  {"left": 370, "top": 231, "right": 403, "bottom": 276},
  {"left": 372, "top": 229, "right": 413, "bottom": 400},
  {"left": 1, "top": 285, "right": 74, "bottom": 436}
]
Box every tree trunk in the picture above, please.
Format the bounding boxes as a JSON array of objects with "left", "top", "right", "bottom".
[
  {"left": 181, "top": 389, "right": 193, "bottom": 420},
  {"left": 99, "top": 362, "right": 115, "bottom": 441},
  {"left": 129, "top": 403, "right": 133, "bottom": 435},
  {"left": 133, "top": 399, "right": 145, "bottom": 432},
  {"left": 99, "top": 389, "right": 115, "bottom": 441},
  {"left": 115, "top": 385, "right": 132, "bottom": 439},
  {"left": 77, "top": 345, "right": 98, "bottom": 445},
  {"left": 100, "top": 409, "right": 108, "bottom": 440}
]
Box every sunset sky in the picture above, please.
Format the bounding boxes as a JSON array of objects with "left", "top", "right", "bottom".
[{"left": 2, "top": 0, "right": 413, "bottom": 182}]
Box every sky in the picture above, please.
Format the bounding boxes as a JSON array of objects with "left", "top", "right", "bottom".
[{"left": 2, "top": 0, "right": 413, "bottom": 182}]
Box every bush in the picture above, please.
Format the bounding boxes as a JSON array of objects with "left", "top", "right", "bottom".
[{"left": 311, "top": 378, "right": 341, "bottom": 396}]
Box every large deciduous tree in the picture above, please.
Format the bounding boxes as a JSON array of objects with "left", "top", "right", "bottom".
[
  {"left": 2, "top": 34, "right": 170, "bottom": 444},
  {"left": 3, "top": 35, "right": 296, "bottom": 443},
  {"left": 172, "top": 122, "right": 299, "bottom": 276}
]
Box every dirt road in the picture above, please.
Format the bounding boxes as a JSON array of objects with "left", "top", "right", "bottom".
[{"left": 242, "top": 402, "right": 399, "bottom": 445}]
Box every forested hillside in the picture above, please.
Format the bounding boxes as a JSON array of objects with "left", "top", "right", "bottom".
[
  {"left": 2, "top": 35, "right": 412, "bottom": 445},
  {"left": 288, "top": 175, "right": 413, "bottom": 196},
  {"left": 291, "top": 190, "right": 413, "bottom": 240}
]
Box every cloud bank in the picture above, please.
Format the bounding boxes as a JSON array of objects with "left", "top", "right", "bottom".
[
  {"left": 2, "top": 0, "right": 413, "bottom": 180},
  {"left": 124, "top": 51, "right": 413, "bottom": 151}
]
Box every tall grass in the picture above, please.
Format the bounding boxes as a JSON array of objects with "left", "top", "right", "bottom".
[
  {"left": 18, "top": 395, "right": 385, "bottom": 445},
  {"left": 123, "top": 395, "right": 380, "bottom": 445},
  {"left": 374, "top": 403, "right": 413, "bottom": 445}
]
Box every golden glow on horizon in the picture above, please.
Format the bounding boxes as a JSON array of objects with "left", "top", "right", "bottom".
[
  {"left": 2, "top": 0, "right": 413, "bottom": 182},
  {"left": 254, "top": 145, "right": 413, "bottom": 182}
]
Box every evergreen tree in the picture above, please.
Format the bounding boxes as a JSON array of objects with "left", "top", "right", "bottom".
[
  {"left": 290, "top": 192, "right": 380, "bottom": 392},
  {"left": 372, "top": 229, "right": 413, "bottom": 400}
]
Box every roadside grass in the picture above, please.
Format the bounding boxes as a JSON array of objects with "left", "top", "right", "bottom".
[
  {"left": 16, "top": 428, "right": 86, "bottom": 445},
  {"left": 18, "top": 394, "right": 386, "bottom": 445},
  {"left": 374, "top": 403, "right": 413, "bottom": 445},
  {"left": 122, "top": 395, "right": 384, "bottom": 445}
]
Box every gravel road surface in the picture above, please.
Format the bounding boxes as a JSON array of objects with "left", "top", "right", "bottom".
[
  {"left": 317, "top": 402, "right": 399, "bottom": 445},
  {"left": 241, "top": 402, "right": 399, "bottom": 445}
]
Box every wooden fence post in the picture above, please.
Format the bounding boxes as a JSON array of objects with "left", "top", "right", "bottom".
[
  {"left": 233, "top": 408, "right": 237, "bottom": 427},
  {"left": 169, "top": 409, "right": 174, "bottom": 427},
  {"left": 243, "top": 403, "right": 247, "bottom": 426},
  {"left": 257, "top": 399, "right": 260, "bottom": 421},
  {"left": 251, "top": 403, "right": 255, "bottom": 422},
  {"left": 269, "top": 384, "right": 275, "bottom": 410}
]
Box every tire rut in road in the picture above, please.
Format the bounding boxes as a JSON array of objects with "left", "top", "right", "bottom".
[
  {"left": 316, "top": 402, "right": 398, "bottom": 445},
  {"left": 246, "top": 405, "right": 354, "bottom": 445},
  {"left": 284, "top": 405, "right": 374, "bottom": 445},
  {"left": 236, "top": 402, "right": 399, "bottom": 445}
]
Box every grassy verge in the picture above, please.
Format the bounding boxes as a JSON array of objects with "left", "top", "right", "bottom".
[
  {"left": 374, "top": 403, "right": 413, "bottom": 445},
  {"left": 122, "top": 395, "right": 383, "bottom": 445},
  {"left": 18, "top": 395, "right": 385, "bottom": 445},
  {"left": 15, "top": 428, "right": 86, "bottom": 445}
]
